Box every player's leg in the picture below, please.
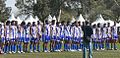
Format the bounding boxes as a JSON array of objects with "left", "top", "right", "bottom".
[
  {"left": 75, "top": 38, "right": 78, "bottom": 51},
  {"left": 67, "top": 36, "right": 71, "bottom": 51},
  {"left": 72, "top": 38, "right": 76, "bottom": 51},
  {"left": 11, "top": 38, "right": 15, "bottom": 53},
  {"left": 57, "top": 36, "right": 60, "bottom": 51},
  {"left": 102, "top": 38, "right": 105, "bottom": 50},
  {"left": 23, "top": 37, "right": 29, "bottom": 53},
  {"left": 4, "top": 38, "right": 7, "bottom": 54},
  {"left": 50, "top": 37, "right": 55, "bottom": 52},
  {"left": 113, "top": 35, "right": 118, "bottom": 50},
  {"left": 52, "top": 36, "right": 56, "bottom": 52},
  {"left": 9, "top": 39, "right": 12, "bottom": 54},
  {"left": 13, "top": 38, "right": 17, "bottom": 53},
  {"left": 30, "top": 38, "right": 34, "bottom": 52},
  {"left": 64, "top": 36, "right": 67, "bottom": 51},
  {"left": 1, "top": 37, "right": 5, "bottom": 53},
  {"left": 18, "top": 37, "right": 22, "bottom": 53},
  {"left": 6, "top": 38, "right": 10, "bottom": 53},
  {"left": 51, "top": 36, "right": 56, "bottom": 51},
  {"left": 71, "top": 37, "right": 74, "bottom": 51},
  {"left": 33, "top": 38, "right": 37, "bottom": 52},
  {"left": 4, "top": 38, "right": 9, "bottom": 53},
  {"left": 59, "top": 36, "right": 63, "bottom": 52},
  {"left": 93, "top": 38, "right": 96, "bottom": 50},
  {"left": 43, "top": 35, "right": 49, "bottom": 52},
  {"left": 78, "top": 38, "right": 82, "bottom": 51},
  {"left": 106, "top": 35, "right": 110, "bottom": 50},
  {"left": 44, "top": 42, "right": 48, "bottom": 52},
  {"left": 37, "top": 38, "right": 40, "bottom": 52}
]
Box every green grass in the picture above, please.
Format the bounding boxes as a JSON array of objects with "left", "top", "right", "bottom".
[
  {"left": 0, "top": 50, "right": 120, "bottom": 58},
  {"left": 0, "top": 43, "right": 120, "bottom": 58}
]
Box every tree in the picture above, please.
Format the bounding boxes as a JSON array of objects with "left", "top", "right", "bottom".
[
  {"left": 33, "top": 0, "right": 51, "bottom": 21},
  {"left": 15, "top": 0, "right": 36, "bottom": 19},
  {"left": 0, "top": 0, "right": 11, "bottom": 22},
  {"left": 33, "top": 0, "right": 67, "bottom": 22}
]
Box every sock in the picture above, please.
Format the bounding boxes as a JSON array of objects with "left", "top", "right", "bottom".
[
  {"left": 114, "top": 43, "right": 117, "bottom": 49},
  {"left": 9, "top": 45, "right": 12, "bottom": 52},
  {"left": 71, "top": 44, "right": 73, "bottom": 50},
  {"left": 68, "top": 44, "right": 70, "bottom": 50},
  {"left": 6, "top": 45, "right": 8, "bottom": 53},
  {"left": 102, "top": 43, "right": 104, "bottom": 49},
  {"left": 100, "top": 43, "right": 102, "bottom": 49},
  {"left": 33, "top": 44, "right": 36, "bottom": 51},
  {"left": 77, "top": 44, "right": 79, "bottom": 50},
  {"left": 4, "top": 45, "right": 7, "bottom": 53},
  {"left": 59, "top": 43, "right": 62, "bottom": 50},
  {"left": 73, "top": 44, "right": 75, "bottom": 50},
  {"left": 58, "top": 43, "right": 60, "bottom": 50},
  {"left": 75, "top": 44, "right": 78, "bottom": 50},
  {"left": 12, "top": 44, "right": 14, "bottom": 52},
  {"left": 96, "top": 43, "right": 98, "bottom": 49},
  {"left": 93, "top": 43, "right": 96, "bottom": 49},
  {"left": 37, "top": 44, "right": 40, "bottom": 51},
  {"left": 30, "top": 44, "right": 32, "bottom": 51},
  {"left": 14, "top": 44, "right": 16, "bottom": 52},
  {"left": 44, "top": 46, "right": 47, "bottom": 51},
  {"left": 56, "top": 44, "right": 58, "bottom": 50},
  {"left": 67, "top": 44, "right": 69, "bottom": 50},
  {"left": 64, "top": 44, "right": 66, "bottom": 50},
  {"left": 18, "top": 44, "right": 22, "bottom": 52},
  {"left": 106, "top": 42, "right": 110, "bottom": 49},
  {"left": 24, "top": 44, "right": 26, "bottom": 52}
]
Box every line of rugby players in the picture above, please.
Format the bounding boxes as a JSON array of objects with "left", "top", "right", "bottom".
[{"left": 0, "top": 19, "right": 118, "bottom": 54}]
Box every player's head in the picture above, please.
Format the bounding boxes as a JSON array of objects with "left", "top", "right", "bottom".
[
  {"left": 32, "top": 22, "right": 36, "bottom": 26},
  {"left": 21, "top": 21, "right": 26, "bottom": 26},
  {"left": 6, "top": 20, "right": 10, "bottom": 25},
  {"left": 45, "top": 20, "right": 49, "bottom": 24},
  {"left": 85, "top": 21, "right": 89, "bottom": 26},
  {"left": 92, "top": 24, "right": 96, "bottom": 28},
  {"left": 61, "top": 21, "right": 65, "bottom": 25},
  {"left": 75, "top": 21, "right": 79, "bottom": 27},
  {"left": 15, "top": 21, "right": 18, "bottom": 26},
  {"left": 56, "top": 22, "right": 60, "bottom": 26},
  {"left": 107, "top": 22, "right": 110, "bottom": 27},
  {"left": 51, "top": 20, "right": 55, "bottom": 25},
  {"left": 97, "top": 23, "right": 101, "bottom": 27},
  {"left": 89, "top": 22, "right": 92, "bottom": 26},
  {"left": 71, "top": 22, "right": 74, "bottom": 26},
  {"left": 0, "top": 24, "right": 2, "bottom": 28},
  {"left": 11, "top": 21, "right": 15, "bottom": 25},
  {"left": 103, "top": 23, "right": 106, "bottom": 27},
  {"left": 82, "top": 22, "right": 85, "bottom": 26},
  {"left": 67, "top": 21, "right": 70, "bottom": 26},
  {"left": 27, "top": 22, "right": 31, "bottom": 27},
  {"left": 37, "top": 21, "right": 40, "bottom": 25},
  {"left": 114, "top": 22, "right": 116, "bottom": 26},
  {"left": 78, "top": 21, "right": 81, "bottom": 26}
]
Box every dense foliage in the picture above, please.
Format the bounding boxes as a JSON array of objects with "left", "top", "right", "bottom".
[{"left": 0, "top": 0, "right": 120, "bottom": 22}]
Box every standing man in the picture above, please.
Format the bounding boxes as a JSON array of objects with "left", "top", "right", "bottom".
[
  {"left": 50, "top": 20, "right": 56, "bottom": 52},
  {"left": 36, "top": 21, "right": 42, "bottom": 52},
  {"left": 111, "top": 22, "right": 118, "bottom": 50},
  {"left": 82, "top": 21, "right": 93, "bottom": 58}
]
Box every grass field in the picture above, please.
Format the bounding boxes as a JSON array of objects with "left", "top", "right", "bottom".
[{"left": 0, "top": 43, "right": 120, "bottom": 58}]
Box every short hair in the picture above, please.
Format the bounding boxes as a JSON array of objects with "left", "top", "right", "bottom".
[
  {"left": 6, "top": 21, "right": 10, "bottom": 25},
  {"left": 45, "top": 20, "right": 48, "bottom": 24},
  {"left": 85, "top": 21, "right": 89, "bottom": 25}
]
